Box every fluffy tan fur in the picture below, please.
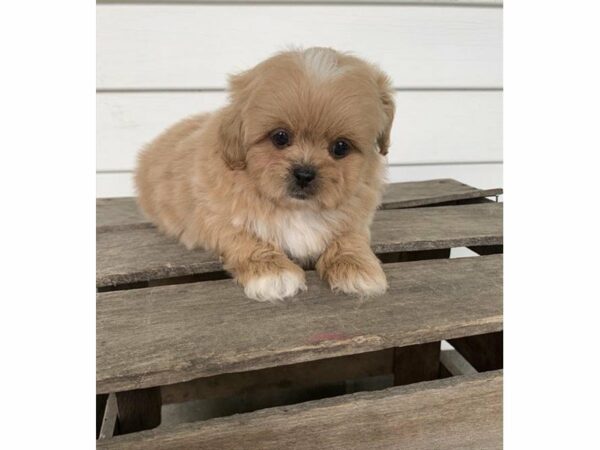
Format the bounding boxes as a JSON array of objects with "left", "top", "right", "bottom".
[{"left": 135, "top": 48, "right": 395, "bottom": 302}]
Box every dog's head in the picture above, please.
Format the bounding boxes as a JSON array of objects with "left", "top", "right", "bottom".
[{"left": 218, "top": 47, "right": 394, "bottom": 210}]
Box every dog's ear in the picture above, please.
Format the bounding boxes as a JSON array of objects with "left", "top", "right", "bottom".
[
  {"left": 375, "top": 72, "right": 395, "bottom": 156},
  {"left": 218, "top": 71, "right": 255, "bottom": 170},
  {"left": 218, "top": 104, "right": 247, "bottom": 170}
]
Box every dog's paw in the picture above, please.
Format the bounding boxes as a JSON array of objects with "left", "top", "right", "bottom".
[
  {"left": 320, "top": 255, "right": 388, "bottom": 298},
  {"left": 243, "top": 270, "right": 307, "bottom": 302}
]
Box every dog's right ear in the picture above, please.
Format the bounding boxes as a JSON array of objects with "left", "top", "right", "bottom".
[
  {"left": 218, "top": 70, "right": 257, "bottom": 170},
  {"left": 218, "top": 103, "right": 247, "bottom": 170}
]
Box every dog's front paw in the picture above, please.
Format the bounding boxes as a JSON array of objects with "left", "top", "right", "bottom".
[
  {"left": 318, "top": 254, "right": 388, "bottom": 297},
  {"left": 243, "top": 269, "right": 307, "bottom": 302}
]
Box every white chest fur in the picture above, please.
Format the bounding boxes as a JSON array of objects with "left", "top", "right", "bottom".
[{"left": 237, "top": 209, "right": 339, "bottom": 262}]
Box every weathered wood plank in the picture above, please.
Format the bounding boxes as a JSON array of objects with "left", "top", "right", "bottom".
[
  {"left": 97, "top": 370, "right": 503, "bottom": 450},
  {"left": 96, "top": 197, "right": 151, "bottom": 232},
  {"left": 380, "top": 179, "right": 501, "bottom": 210},
  {"left": 97, "top": 255, "right": 502, "bottom": 394},
  {"left": 370, "top": 203, "right": 501, "bottom": 253},
  {"left": 96, "top": 179, "right": 502, "bottom": 231},
  {"left": 97, "top": 202, "right": 502, "bottom": 288}
]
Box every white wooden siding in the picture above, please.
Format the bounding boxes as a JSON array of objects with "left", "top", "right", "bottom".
[
  {"left": 98, "top": 1, "right": 501, "bottom": 4},
  {"left": 96, "top": 1, "right": 502, "bottom": 197},
  {"left": 97, "top": 5, "right": 502, "bottom": 89},
  {"left": 97, "top": 91, "right": 501, "bottom": 171}
]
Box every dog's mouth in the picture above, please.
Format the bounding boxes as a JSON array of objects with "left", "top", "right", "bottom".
[
  {"left": 287, "top": 183, "right": 317, "bottom": 200},
  {"left": 289, "top": 190, "right": 311, "bottom": 200}
]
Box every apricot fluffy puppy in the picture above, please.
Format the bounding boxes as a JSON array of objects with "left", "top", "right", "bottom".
[{"left": 135, "top": 48, "right": 395, "bottom": 302}]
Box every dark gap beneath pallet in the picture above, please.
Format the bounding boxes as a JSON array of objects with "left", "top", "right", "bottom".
[
  {"left": 469, "top": 244, "right": 503, "bottom": 255},
  {"left": 160, "top": 379, "right": 363, "bottom": 428},
  {"left": 97, "top": 271, "right": 230, "bottom": 292},
  {"left": 378, "top": 248, "right": 451, "bottom": 263},
  {"left": 156, "top": 345, "right": 437, "bottom": 431},
  {"left": 105, "top": 339, "right": 501, "bottom": 438},
  {"left": 449, "top": 331, "right": 503, "bottom": 372}
]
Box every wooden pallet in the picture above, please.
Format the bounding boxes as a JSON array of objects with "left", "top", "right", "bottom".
[{"left": 96, "top": 178, "right": 503, "bottom": 449}]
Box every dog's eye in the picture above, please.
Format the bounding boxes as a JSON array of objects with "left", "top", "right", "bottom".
[
  {"left": 330, "top": 139, "right": 351, "bottom": 159},
  {"left": 270, "top": 129, "right": 291, "bottom": 149}
]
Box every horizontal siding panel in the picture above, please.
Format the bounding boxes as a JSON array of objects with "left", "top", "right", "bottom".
[
  {"left": 98, "top": 1, "right": 502, "bottom": 5},
  {"left": 97, "top": 5, "right": 502, "bottom": 89},
  {"left": 96, "top": 163, "right": 502, "bottom": 197},
  {"left": 97, "top": 91, "right": 502, "bottom": 170},
  {"left": 97, "top": 173, "right": 137, "bottom": 198}
]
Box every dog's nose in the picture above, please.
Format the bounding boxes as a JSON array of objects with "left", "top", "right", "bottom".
[{"left": 293, "top": 166, "right": 316, "bottom": 188}]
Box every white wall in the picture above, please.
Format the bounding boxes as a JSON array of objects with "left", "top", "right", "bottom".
[{"left": 96, "top": 0, "right": 503, "bottom": 197}]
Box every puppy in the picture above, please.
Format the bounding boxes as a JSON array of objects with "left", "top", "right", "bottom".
[{"left": 135, "top": 48, "right": 395, "bottom": 302}]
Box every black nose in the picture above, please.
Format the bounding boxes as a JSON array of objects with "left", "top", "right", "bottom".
[{"left": 293, "top": 166, "right": 316, "bottom": 188}]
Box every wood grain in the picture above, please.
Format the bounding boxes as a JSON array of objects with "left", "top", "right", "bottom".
[
  {"left": 96, "top": 197, "right": 152, "bottom": 232},
  {"left": 97, "top": 255, "right": 502, "bottom": 394},
  {"left": 97, "top": 370, "right": 503, "bottom": 450},
  {"left": 96, "top": 179, "right": 502, "bottom": 230},
  {"left": 381, "top": 178, "right": 501, "bottom": 210},
  {"left": 97, "top": 202, "right": 502, "bottom": 288},
  {"left": 369, "top": 203, "right": 502, "bottom": 253}
]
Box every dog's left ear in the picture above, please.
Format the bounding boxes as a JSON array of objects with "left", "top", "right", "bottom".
[{"left": 375, "top": 72, "right": 395, "bottom": 156}]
